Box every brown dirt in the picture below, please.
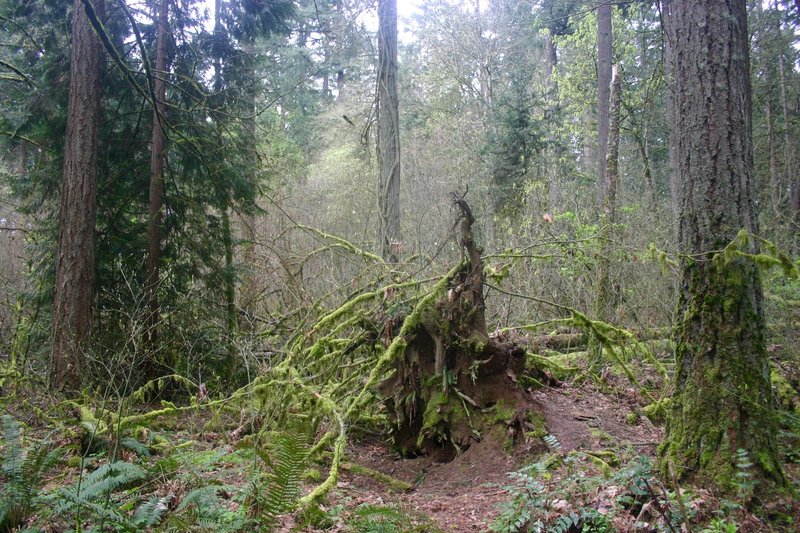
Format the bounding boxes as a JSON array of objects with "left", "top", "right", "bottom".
[{"left": 325, "top": 382, "right": 664, "bottom": 532}]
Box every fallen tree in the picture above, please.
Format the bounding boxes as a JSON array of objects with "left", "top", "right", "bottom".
[{"left": 381, "top": 193, "right": 533, "bottom": 456}]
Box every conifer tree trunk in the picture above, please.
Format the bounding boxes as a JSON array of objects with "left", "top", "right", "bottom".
[
  {"left": 50, "top": 0, "right": 104, "bottom": 391},
  {"left": 661, "top": 0, "right": 785, "bottom": 491},
  {"left": 596, "top": 2, "right": 612, "bottom": 208},
  {"left": 145, "top": 0, "right": 169, "bottom": 358},
  {"left": 593, "top": 2, "right": 617, "bottom": 350},
  {"left": 377, "top": 0, "right": 400, "bottom": 262},
  {"left": 595, "top": 64, "right": 621, "bottom": 323}
]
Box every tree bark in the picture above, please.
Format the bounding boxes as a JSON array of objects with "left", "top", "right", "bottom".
[
  {"left": 145, "top": 0, "right": 169, "bottom": 358},
  {"left": 51, "top": 0, "right": 104, "bottom": 391},
  {"left": 779, "top": 56, "right": 799, "bottom": 227},
  {"left": 377, "top": 0, "right": 401, "bottom": 262},
  {"left": 661, "top": 0, "right": 785, "bottom": 491},
  {"left": 595, "top": 64, "right": 621, "bottom": 325},
  {"left": 595, "top": 2, "right": 612, "bottom": 208}
]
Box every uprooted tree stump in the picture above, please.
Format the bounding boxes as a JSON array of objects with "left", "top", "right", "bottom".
[{"left": 381, "top": 193, "right": 537, "bottom": 457}]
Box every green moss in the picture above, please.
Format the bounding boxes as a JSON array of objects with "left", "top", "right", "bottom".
[
  {"left": 770, "top": 368, "right": 799, "bottom": 414},
  {"left": 418, "top": 391, "right": 455, "bottom": 447},
  {"left": 590, "top": 428, "right": 612, "bottom": 443},
  {"left": 526, "top": 410, "right": 548, "bottom": 439},
  {"left": 492, "top": 402, "right": 516, "bottom": 424},
  {"left": 625, "top": 412, "right": 639, "bottom": 425},
  {"left": 643, "top": 398, "right": 671, "bottom": 424},
  {"left": 303, "top": 468, "right": 322, "bottom": 482}
]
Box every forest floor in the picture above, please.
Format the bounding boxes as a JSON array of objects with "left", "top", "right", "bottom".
[
  {"left": 309, "top": 381, "right": 664, "bottom": 532},
  {"left": 3, "top": 358, "right": 798, "bottom": 532}
]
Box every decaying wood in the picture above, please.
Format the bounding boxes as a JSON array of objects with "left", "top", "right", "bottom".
[{"left": 381, "top": 193, "right": 528, "bottom": 455}]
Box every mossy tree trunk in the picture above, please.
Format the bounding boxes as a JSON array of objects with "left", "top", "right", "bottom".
[
  {"left": 382, "top": 195, "right": 527, "bottom": 456},
  {"left": 660, "top": 0, "right": 785, "bottom": 492}
]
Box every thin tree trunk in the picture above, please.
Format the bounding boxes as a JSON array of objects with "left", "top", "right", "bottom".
[
  {"left": 336, "top": 69, "right": 345, "bottom": 100},
  {"left": 51, "top": 0, "right": 104, "bottom": 391},
  {"left": 592, "top": 2, "right": 615, "bottom": 341},
  {"left": 544, "top": 29, "right": 561, "bottom": 212},
  {"left": 596, "top": 2, "right": 612, "bottom": 208},
  {"left": 779, "top": 56, "right": 799, "bottom": 225},
  {"left": 212, "top": 0, "right": 237, "bottom": 361},
  {"left": 595, "top": 64, "right": 621, "bottom": 325},
  {"left": 145, "top": 0, "right": 169, "bottom": 360},
  {"left": 239, "top": 42, "right": 259, "bottom": 332},
  {"left": 377, "top": 0, "right": 401, "bottom": 262},
  {"left": 661, "top": 0, "right": 785, "bottom": 491},
  {"left": 766, "top": 97, "right": 781, "bottom": 217}
]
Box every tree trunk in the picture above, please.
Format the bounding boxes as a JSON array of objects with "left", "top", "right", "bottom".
[
  {"left": 51, "top": 0, "right": 104, "bottom": 391},
  {"left": 661, "top": 0, "right": 785, "bottom": 492},
  {"left": 544, "top": 29, "right": 561, "bottom": 213},
  {"left": 766, "top": 97, "right": 781, "bottom": 217},
  {"left": 377, "top": 0, "right": 401, "bottom": 262},
  {"left": 779, "top": 56, "right": 799, "bottom": 228},
  {"left": 595, "top": 2, "right": 612, "bottom": 208},
  {"left": 595, "top": 64, "right": 621, "bottom": 326},
  {"left": 336, "top": 69, "right": 345, "bottom": 100},
  {"left": 145, "top": 0, "right": 169, "bottom": 361}
]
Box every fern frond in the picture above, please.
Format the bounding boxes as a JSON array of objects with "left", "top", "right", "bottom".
[
  {"left": 543, "top": 434, "right": 562, "bottom": 453},
  {"left": 133, "top": 494, "right": 172, "bottom": 527},
  {"left": 257, "top": 427, "right": 311, "bottom": 524},
  {"left": 119, "top": 437, "right": 151, "bottom": 457},
  {"left": 77, "top": 461, "right": 146, "bottom": 500},
  {"left": 1, "top": 415, "right": 24, "bottom": 478},
  {"left": 1, "top": 416, "right": 61, "bottom": 532},
  {"left": 175, "top": 486, "right": 225, "bottom": 513}
]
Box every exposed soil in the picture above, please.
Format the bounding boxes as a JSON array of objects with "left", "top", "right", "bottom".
[{"left": 322, "top": 382, "right": 664, "bottom": 532}]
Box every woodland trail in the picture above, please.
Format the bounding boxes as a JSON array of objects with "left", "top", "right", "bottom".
[{"left": 295, "top": 382, "right": 664, "bottom": 532}]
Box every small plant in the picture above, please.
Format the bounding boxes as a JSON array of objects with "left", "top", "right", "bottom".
[
  {"left": 734, "top": 448, "right": 758, "bottom": 506},
  {"left": 491, "top": 461, "right": 548, "bottom": 532},
  {"left": 248, "top": 425, "right": 311, "bottom": 527},
  {"left": 700, "top": 518, "right": 739, "bottom": 533},
  {"left": 0, "top": 415, "right": 62, "bottom": 532},
  {"left": 52, "top": 460, "right": 148, "bottom": 530},
  {"left": 347, "top": 504, "right": 438, "bottom": 533}
]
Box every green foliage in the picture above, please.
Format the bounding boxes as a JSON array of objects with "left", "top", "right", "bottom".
[
  {"left": 492, "top": 452, "right": 692, "bottom": 533},
  {"left": 167, "top": 485, "right": 244, "bottom": 531},
  {"left": 700, "top": 518, "right": 739, "bottom": 533},
  {"left": 0, "top": 415, "right": 61, "bottom": 532},
  {"left": 346, "top": 504, "right": 433, "bottom": 533},
  {"left": 251, "top": 427, "right": 310, "bottom": 526},
  {"left": 52, "top": 460, "right": 147, "bottom": 529},
  {"left": 734, "top": 448, "right": 758, "bottom": 505},
  {"left": 491, "top": 461, "right": 547, "bottom": 532}
]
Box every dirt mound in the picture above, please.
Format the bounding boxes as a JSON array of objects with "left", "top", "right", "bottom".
[{"left": 335, "top": 383, "right": 664, "bottom": 531}]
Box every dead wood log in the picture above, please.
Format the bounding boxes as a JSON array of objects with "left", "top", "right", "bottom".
[{"left": 381, "top": 193, "right": 529, "bottom": 456}]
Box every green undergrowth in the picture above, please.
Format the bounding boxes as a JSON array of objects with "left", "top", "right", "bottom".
[{"left": 491, "top": 435, "right": 798, "bottom": 533}]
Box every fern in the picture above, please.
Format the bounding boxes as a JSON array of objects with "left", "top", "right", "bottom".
[
  {"left": 349, "top": 504, "right": 407, "bottom": 533},
  {"left": 132, "top": 494, "right": 172, "bottom": 527},
  {"left": 169, "top": 485, "right": 245, "bottom": 532},
  {"left": 52, "top": 460, "right": 146, "bottom": 530},
  {"left": 119, "top": 437, "right": 150, "bottom": 457},
  {"left": 176, "top": 486, "right": 226, "bottom": 513},
  {"left": 734, "top": 448, "right": 758, "bottom": 504},
  {"left": 252, "top": 426, "right": 311, "bottom": 526},
  {"left": 543, "top": 434, "right": 562, "bottom": 453},
  {"left": 0, "top": 415, "right": 61, "bottom": 532}
]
